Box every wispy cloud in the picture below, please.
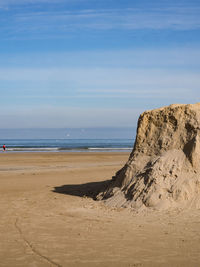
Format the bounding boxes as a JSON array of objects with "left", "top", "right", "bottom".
[
  {"left": 0, "top": 0, "right": 67, "bottom": 6},
  {"left": 1, "top": 48, "right": 200, "bottom": 69},
  {"left": 14, "top": 7, "right": 200, "bottom": 30},
  {"left": 0, "top": 67, "right": 199, "bottom": 102},
  {"left": 1, "top": 5, "right": 200, "bottom": 40}
]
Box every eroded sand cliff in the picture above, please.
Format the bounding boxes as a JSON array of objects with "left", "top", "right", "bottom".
[{"left": 98, "top": 103, "right": 200, "bottom": 210}]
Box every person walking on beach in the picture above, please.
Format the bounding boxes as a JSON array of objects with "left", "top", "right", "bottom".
[{"left": 3, "top": 144, "right": 6, "bottom": 152}]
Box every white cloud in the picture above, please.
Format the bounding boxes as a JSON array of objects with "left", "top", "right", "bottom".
[
  {"left": 0, "top": 47, "right": 199, "bottom": 128},
  {"left": 0, "top": 67, "right": 199, "bottom": 93},
  {"left": 1, "top": 48, "right": 200, "bottom": 69}
]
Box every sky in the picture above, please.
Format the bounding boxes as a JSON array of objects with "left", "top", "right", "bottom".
[{"left": 0, "top": 0, "right": 200, "bottom": 129}]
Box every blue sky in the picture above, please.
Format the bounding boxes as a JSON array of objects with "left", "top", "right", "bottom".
[{"left": 0, "top": 0, "right": 200, "bottom": 128}]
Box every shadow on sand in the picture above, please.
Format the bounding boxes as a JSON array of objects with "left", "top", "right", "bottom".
[{"left": 53, "top": 180, "right": 110, "bottom": 200}]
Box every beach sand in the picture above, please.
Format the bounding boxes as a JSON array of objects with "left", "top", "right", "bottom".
[{"left": 0, "top": 152, "right": 200, "bottom": 267}]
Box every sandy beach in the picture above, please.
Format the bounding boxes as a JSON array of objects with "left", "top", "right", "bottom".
[{"left": 0, "top": 152, "right": 200, "bottom": 267}]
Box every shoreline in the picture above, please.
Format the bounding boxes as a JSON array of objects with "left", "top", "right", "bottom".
[
  {"left": 0, "top": 150, "right": 131, "bottom": 154},
  {"left": 0, "top": 149, "right": 132, "bottom": 153}
]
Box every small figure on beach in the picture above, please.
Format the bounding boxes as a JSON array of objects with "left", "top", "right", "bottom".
[{"left": 3, "top": 144, "right": 6, "bottom": 152}]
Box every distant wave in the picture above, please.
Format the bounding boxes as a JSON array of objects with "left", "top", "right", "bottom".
[
  {"left": 88, "top": 147, "right": 132, "bottom": 150},
  {"left": 6, "top": 146, "right": 132, "bottom": 152},
  {"left": 7, "top": 147, "right": 60, "bottom": 151},
  {"left": 2, "top": 138, "right": 134, "bottom": 152}
]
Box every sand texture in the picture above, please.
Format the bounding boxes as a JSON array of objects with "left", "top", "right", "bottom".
[
  {"left": 99, "top": 103, "right": 200, "bottom": 210},
  {"left": 0, "top": 152, "right": 200, "bottom": 266}
]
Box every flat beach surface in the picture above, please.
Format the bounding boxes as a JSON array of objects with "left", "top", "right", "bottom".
[{"left": 0, "top": 152, "right": 200, "bottom": 267}]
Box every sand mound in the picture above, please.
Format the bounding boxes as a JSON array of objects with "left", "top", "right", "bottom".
[{"left": 98, "top": 103, "right": 200, "bottom": 210}]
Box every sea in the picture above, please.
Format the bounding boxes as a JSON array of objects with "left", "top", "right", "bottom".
[{"left": 0, "top": 127, "right": 136, "bottom": 153}]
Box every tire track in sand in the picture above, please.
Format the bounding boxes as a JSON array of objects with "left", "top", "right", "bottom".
[{"left": 15, "top": 218, "right": 62, "bottom": 267}]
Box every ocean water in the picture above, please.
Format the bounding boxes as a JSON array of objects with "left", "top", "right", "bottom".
[
  {"left": 0, "top": 139, "right": 134, "bottom": 152},
  {"left": 0, "top": 127, "right": 136, "bottom": 152}
]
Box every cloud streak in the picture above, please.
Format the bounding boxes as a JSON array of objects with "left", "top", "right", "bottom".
[
  {"left": 1, "top": 48, "right": 200, "bottom": 72},
  {"left": 0, "top": 67, "right": 199, "bottom": 102},
  {"left": 1, "top": 5, "right": 200, "bottom": 40},
  {"left": 0, "top": 0, "right": 69, "bottom": 6},
  {"left": 14, "top": 7, "right": 200, "bottom": 30}
]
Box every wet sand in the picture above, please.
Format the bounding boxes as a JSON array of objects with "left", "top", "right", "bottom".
[{"left": 0, "top": 152, "right": 200, "bottom": 267}]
